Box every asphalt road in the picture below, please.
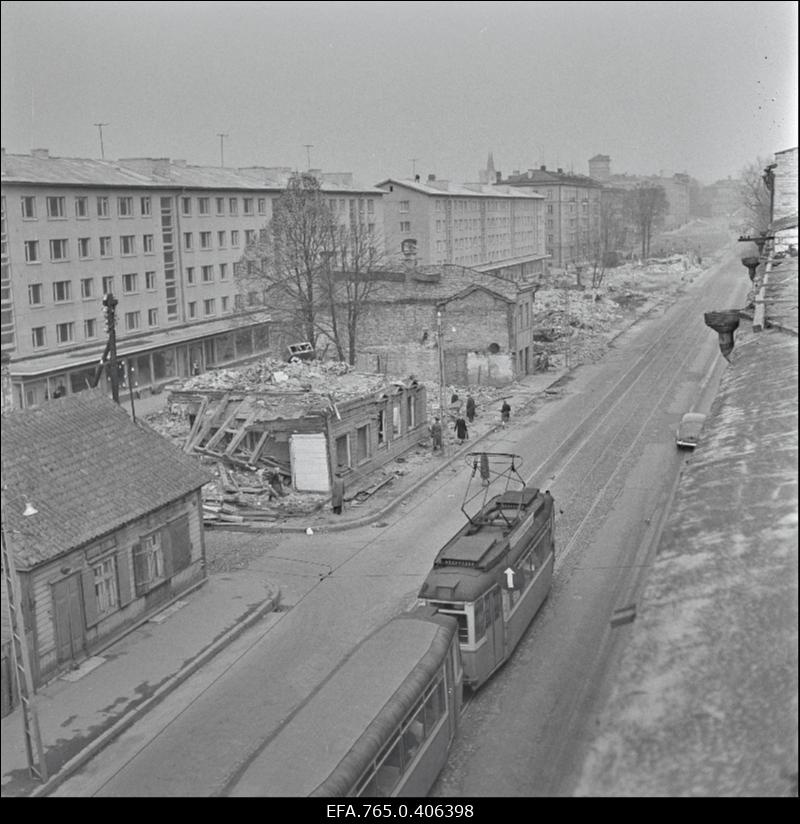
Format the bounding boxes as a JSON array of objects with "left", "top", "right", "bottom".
[{"left": 53, "top": 250, "right": 748, "bottom": 797}]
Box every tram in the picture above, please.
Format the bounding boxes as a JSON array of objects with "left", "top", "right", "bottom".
[
  {"left": 226, "top": 607, "right": 462, "bottom": 797},
  {"left": 417, "top": 452, "right": 555, "bottom": 690}
]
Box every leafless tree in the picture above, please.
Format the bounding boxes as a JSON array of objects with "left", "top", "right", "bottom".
[
  {"left": 589, "top": 190, "right": 628, "bottom": 298},
  {"left": 235, "top": 172, "right": 386, "bottom": 363},
  {"left": 625, "top": 184, "right": 668, "bottom": 259},
  {"left": 739, "top": 156, "right": 773, "bottom": 235}
]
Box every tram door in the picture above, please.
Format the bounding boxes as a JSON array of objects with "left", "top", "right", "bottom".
[{"left": 487, "top": 588, "right": 505, "bottom": 669}]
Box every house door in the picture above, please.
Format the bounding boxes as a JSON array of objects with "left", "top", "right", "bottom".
[{"left": 52, "top": 574, "right": 86, "bottom": 665}]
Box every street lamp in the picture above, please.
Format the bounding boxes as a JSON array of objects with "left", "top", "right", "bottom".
[{"left": 436, "top": 309, "right": 447, "bottom": 450}]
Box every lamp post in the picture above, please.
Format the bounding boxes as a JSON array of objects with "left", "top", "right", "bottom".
[
  {"left": 0, "top": 488, "right": 48, "bottom": 782},
  {"left": 437, "top": 309, "right": 447, "bottom": 452}
]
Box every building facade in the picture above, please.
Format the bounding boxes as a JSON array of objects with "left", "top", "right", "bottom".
[
  {"left": 0, "top": 150, "right": 383, "bottom": 409},
  {"left": 375, "top": 177, "right": 547, "bottom": 280},
  {"left": 497, "top": 166, "right": 604, "bottom": 269}
]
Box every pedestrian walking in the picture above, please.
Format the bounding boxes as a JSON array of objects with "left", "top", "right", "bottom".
[
  {"left": 500, "top": 400, "right": 511, "bottom": 427},
  {"left": 454, "top": 415, "right": 468, "bottom": 444},
  {"left": 331, "top": 471, "right": 345, "bottom": 515},
  {"left": 430, "top": 417, "right": 443, "bottom": 453},
  {"left": 466, "top": 395, "right": 476, "bottom": 423}
]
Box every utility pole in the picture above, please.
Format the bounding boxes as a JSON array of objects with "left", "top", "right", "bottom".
[
  {"left": 303, "top": 144, "right": 313, "bottom": 171},
  {"left": 94, "top": 122, "right": 109, "bottom": 159},
  {"left": 217, "top": 133, "right": 228, "bottom": 167},
  {"left": 437, "top": 309, "right": 447, "bottom": 454},
  {"left": 1, "top": 488, "right": 48, "bottom": 782}
]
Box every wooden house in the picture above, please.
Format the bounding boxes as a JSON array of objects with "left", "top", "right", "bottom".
[{"left": 1, "top": 389, "right": 212, "bottom": 695}]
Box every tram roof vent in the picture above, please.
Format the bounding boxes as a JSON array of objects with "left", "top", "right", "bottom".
[{"left": 436, "top": 533, "right": 504, "bottom": 570}]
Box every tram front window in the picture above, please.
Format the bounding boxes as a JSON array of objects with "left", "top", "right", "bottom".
[{"left": 427, "top": 601, "right": 469, "bottom": 644}]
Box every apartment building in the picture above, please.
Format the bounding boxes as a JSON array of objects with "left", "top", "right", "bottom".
[
  {"left": 0, "top": 150, "right": 383, "bottom": 409},
  {"left": 496, "top": 166, "right": 604, "bottom": 270},
  {"left": 375, "top": 176, "right": 547, "bottom": 281}
]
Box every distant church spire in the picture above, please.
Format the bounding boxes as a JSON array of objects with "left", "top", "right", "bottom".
[{"left": 479, "top": 151, "right": 497, "bottom": 184}]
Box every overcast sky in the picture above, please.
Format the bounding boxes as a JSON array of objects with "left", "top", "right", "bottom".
[{"left": 1, "top": 1, "right": 797, "bottom": 185}]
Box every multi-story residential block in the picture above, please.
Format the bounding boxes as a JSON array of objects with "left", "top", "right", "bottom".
[
  {"left": 375, "top": 176, "right": 547, "bottom": 280},
  {"left": 496, "top": 166, "right": 604, "bottom": 269},
  {"left": 0, "top": 149, "right": 383, "bottom": 409}
]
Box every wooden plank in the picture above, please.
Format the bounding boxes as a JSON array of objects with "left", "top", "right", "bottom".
[
  {"left": 204, "top": 399, "right": 246, "bottom": 451},
  {"left": 224, "top": 411, "right": 259, "bottom": 457},
  {"left": 249, "top": 430, "right": 272, "bottom": 463},
  {"left": 190, "top": 392, "right": 232, "bottom": 451},
  {"left": 183, "top": 397, "right": 209, "bottom": 452}
]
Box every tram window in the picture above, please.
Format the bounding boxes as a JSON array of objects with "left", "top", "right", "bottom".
[
  {"left": 492, "top": 589, "right": 502, "bottom": 619},
  {"left": 375, "top": 738, "right": 403, "bottom": 795},
  {"left": 403, "top": 708, "right": 426, "bottom": 762},
  {"left": 424, "top": 678, "right": 446, "bottom": 731},
  {"left": 473, "top": 597, "right": 486, "bottom": 641},
  {"left": 534, "top": 535, "right": 549, "bottom": 566},
  {"left": 356, "top": 773, "right": 379, "bottom": 797}
]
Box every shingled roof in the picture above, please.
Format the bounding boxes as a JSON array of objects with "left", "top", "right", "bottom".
[{"left": 1, "top": 389, "right": 212, "bottom": 570}]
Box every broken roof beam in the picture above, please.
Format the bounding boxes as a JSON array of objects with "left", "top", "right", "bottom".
[
  {"left": 203, "top": 399, "right": 247, "bottom": 451},
  {"left": 183, "top": 397, "right": 209, "bottom": 452},
  {"left": 224, "top": 411, "right": 259, "bottom": 457},
  {"left": 189, "top": 392, "right": 233, "bottom": 452}
]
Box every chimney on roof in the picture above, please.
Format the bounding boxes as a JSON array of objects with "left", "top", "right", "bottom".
[
  {"left": 540, "top": 165, "right": 546, "bottom": 171},
  {"left": 428, "top": 174, "right": 436, "bottom": 182},
  {"left": 557, "top": 167, "right": 563, "bottom": 174},
  {"left": 31, "top": 148, "right": 49, "bottom": 159},
  {"left": 415, "top": 174, "right": 421, "bottom": 182},
  {"left": 495, "top": 171, "right": 501, "bottom": 183}
]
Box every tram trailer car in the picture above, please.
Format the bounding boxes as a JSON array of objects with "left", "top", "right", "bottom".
[
  {"left": 226, "top": 607, "right": 462, "bottom": 797},
  {"left": 418, "top": 486, "right": 555, "bottom": 690}
]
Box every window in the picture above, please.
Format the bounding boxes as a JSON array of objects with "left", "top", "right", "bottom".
[
  {"left": 183, "top": 232, "right": 193, "bottom": 251},
  {"left": 53, "top": 280, "right": 72, "bottom": 302},
  {"left": 28, "top": 283, "right": 43, "bottom": 306},
  {"left": 140, "top": 196, "right": 152, "bottom": 216},
  {"left": 122, "top": 273, "right": 138, "bottom": 293},
  {"left": 231, "top": 230, "right": 240, "bottom": 247},
  {"left": 125, "top": 311, "right": 140, "bottom": 331},
  {"left": 200, "top": 231, "right": 211, "bottom": 249},
  {"left": 102, "top": 276, "right": 114, "bottom": 295},
  {"left": 215, "top": 197, "right": 225, "bottom": 215},
  {"left": 145, "top": 270, "right": 156, "bottom": 290},
  {"left": 143, "top": 234, "right": 154, "bottom": 254},
  {"left": 229, "top": 197, "right": 238, "bottom": 215},
  {"left": 31, "top": 326, "right": 46, "bottom": 348},
  {"left": 201, "top": 265, "right": 214, "bottom": 282},
  {"left": 148, "top": 308, "right": 158, "bottom": 326},
  {"left": 93, "top": 557, "right": 118, "bottom": 614},
  {"left": 73, "top": 196, "right": 88, "bottom": 218},
  {"left": 56, "top": 321, "right": 74, "bottom": 344},
  {"left": 245, "top": 229, "right": 256, "bottom": 245},
  {"left": 50, "top": 239, "right": 69, "bottom": 261},
  {"left": 181, "top": 196, "right": 192, "bottom": 216},
  {"left": 24, "top": 240, "right": 40, "bottom": 263},
  {"left": 217, "top": 230, "right": 227, "bottom": 248},
  {"left": 219, "top": 262, "right": 228, "bottom": 280},
  {"left": 120, "top": 235, "right": 135, "bottom": 256},
  {"left": 81, "top": 277, "right": 94, "bottom": 299},
  {"left": 97, "top": 196, "right": 109, "bottom": 218},
  {"left": 198, "top": 197, "right": 210, "bottom": 215},
  {"left": 117, "top": 196, "right": 134, "bottom": 217},
  {"left": 188, "top": 301, "right": 197, "bottom": 318},
  {"left": 46, "top": 196, "right": 65, "bottom": 218},
  {"left": 399, "top": 200, "right": 410, "bottom": 213},
  {"left": 21, "top": 196, "right": 36, "bottom": 219},
  {"left": 84, "top": 318, "right": 98, "bottom": 339},
  {"left": 134, "top": 532, "right": 165, "bottom": 591},
  {"left": 400, "top": 221, "right": 411, "bottom": 233},
  {"left": 203, "top": 298, "right": 215, "bottom": 316},
  {"left": 186, "top": 266, "right": 195, "bottom": 285},
  {"left": 258, "top": 198, "right": 267, "bottom": 215},
  {"left": 100, "top": 236, "right": 112, "bottom": 257},
  {"left": 221, "top": 296, "right": 229, "bottom": 313},
  {"left": 243, "top": 197, "right": 253, "bottom": 215},
  {"left": 78, "top": 237, "right": 92, "bottom": 259}
]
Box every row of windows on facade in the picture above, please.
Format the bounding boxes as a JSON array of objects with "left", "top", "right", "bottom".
[
  {"left": 20, "top": 194, "right": 268, "bottom": 221},
  {"left": 425, "top": 199, "right": 539, "bottom": 213},
  {"left": 28, "top": 294, "right": 241, "bottom": 349},
  {"left": 23, "top": 228, "right": 259, "bottom": 263},
  {"left": 27, "top": 263, "right": 235, "bottom": 308}
]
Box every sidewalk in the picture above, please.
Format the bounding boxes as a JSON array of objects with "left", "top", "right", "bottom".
[{"left": 0, "top": 368, "right": 568, "bottom": 798}]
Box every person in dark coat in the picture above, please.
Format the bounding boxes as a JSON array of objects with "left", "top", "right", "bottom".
[
  {"left": 430, "top": 417, "right": 443, "bottom": 453},
  {"left": 500, "top": 400, "right": 511, "bottom": 427},
  {"left": 331, "top": 472, "right": 345, "bottom": 514},
  {"left": 454, "top": 416, "right": 468, "bottom": 444},
  {"left": 466, "top": 395, "right": 476, "bottom": 423}
]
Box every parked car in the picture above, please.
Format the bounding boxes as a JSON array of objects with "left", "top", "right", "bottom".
[{"left": 676, "top": 412, "right": 706, "bottom": 449}]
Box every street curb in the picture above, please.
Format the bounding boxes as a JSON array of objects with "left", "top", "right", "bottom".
[{"left": 30, "top": 587, "right": 282, "bottom": 797}]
